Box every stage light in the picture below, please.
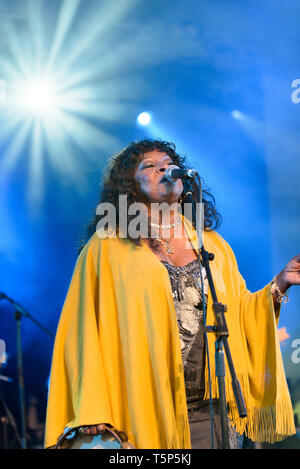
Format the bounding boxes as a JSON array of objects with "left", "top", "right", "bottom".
[
  {"left": 137, "top": 112, "right": 151, "bottom": 126},
  {"left": 231, "top": 110, "right": 242, "bottom": 120},
  {"left": 0, "top": 0, "right": 138, "bottom": 205},
  {"left": 23, "top": 79, "right": 59, "bottom": 114}
]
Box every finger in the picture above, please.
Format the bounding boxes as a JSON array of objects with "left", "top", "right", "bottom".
[
  {"left": 79, "top": 426, "right": 90, "bottom": 435},
  {"left": 89, "top": 425, "right": 98, "bottom": 436},
  {"left": 117, "top": 430, "right": 128, "bottom": 442},
  {"left": 96, "top": 424, "right": 106, "bottom": 433},
  {"left": 123, "top": 441, "right": 135, "bottom": 449},
  {"left": 81, "top": 425, "right": 95, "bottom": 436}
]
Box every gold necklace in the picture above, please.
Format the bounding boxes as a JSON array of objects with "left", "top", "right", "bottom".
[
  {"left": 150, "top": 217, "right": 181, "bottom": 254},
  {"left": 155, "top": 237, "right": 175, "bottom": 254},
  {"left": 150, "top": 218, "right": 181, "bottom": 230}
]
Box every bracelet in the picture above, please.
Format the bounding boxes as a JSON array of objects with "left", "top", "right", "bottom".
[{"left": 271, "top": 278, "right": 289, "bottom": 304}]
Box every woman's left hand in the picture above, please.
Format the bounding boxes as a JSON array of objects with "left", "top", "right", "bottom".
[{"left": 275, "top": 254, "right": 300, "bottom": 293}]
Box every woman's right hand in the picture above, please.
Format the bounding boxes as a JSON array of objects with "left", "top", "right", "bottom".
[
  {"left": 79, "top": 423, "right": 134, "bottom": 448},
  {"left": 80, "top": 423, "right": 106, "bottom": 436}
]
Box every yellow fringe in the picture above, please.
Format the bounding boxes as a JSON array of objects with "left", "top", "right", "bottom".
[
  {"left": 204, "top": 371, "right": 296, "bottom": 444},
  {"left": 230, "top": 400, "right": 296, "bottom": 444}
]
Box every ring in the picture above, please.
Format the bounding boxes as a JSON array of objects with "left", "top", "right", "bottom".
[{"left": 78, "top": 426, "right": 89, "bottom": 434}]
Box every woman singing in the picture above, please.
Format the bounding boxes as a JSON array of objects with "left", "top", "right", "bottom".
[{"left": 44, "top": 139, "right": 299, "bottom": 449}]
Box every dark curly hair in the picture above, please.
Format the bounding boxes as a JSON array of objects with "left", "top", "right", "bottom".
[{"left": 78, "top": 138, "right": 222, "bottom": 254}]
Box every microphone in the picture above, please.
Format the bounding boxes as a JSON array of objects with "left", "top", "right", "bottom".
[{"left": 164, "top": 166, "right": 197, "bottom": 183}]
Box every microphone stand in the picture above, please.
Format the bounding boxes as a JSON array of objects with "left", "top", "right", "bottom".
[
  {"left": 0, "top": 389, "right": 23, "bottom": 448},
  {"left": 182, "top": 176, "right": 247, "bottom": 449},
  {"left": 0, "top": 292, "right": 55, "bottom": 449}
]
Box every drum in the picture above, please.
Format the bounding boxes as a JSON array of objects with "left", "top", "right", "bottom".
[{"left": 55, "top": 423, "right": 134, "bottom": 449}]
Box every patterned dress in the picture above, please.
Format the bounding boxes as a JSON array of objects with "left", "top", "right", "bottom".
[{"left": 161, "top": 258, "right": 244, "bottom": 449}]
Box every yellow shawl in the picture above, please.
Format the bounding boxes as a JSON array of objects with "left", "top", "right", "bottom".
[{"left": 44, "top": 217, "right": 295, "bottom": 448}]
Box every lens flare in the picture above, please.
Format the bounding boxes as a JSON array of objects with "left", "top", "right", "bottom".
[
  {"left": 22, "top": 79, "right": 59, "bottom": 114},
  {"left": 0, "top": 0, "right": 140, "bottom": 206},
  {"left": 137, "top": 112, "right": 151, "bottom": 126}
]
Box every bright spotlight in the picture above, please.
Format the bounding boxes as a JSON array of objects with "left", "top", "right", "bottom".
[
  {"left": 137, "top": 112, "right": 151, "bottom": 126},
  {"left": 23, "top": 79, "right": 59, "bottom": 114},
  {"left": 231, "top": 110, "right": 242, "bottom": 120},
  {"left": 0, "top": 0, "right": 137, "bottom": 205}
]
